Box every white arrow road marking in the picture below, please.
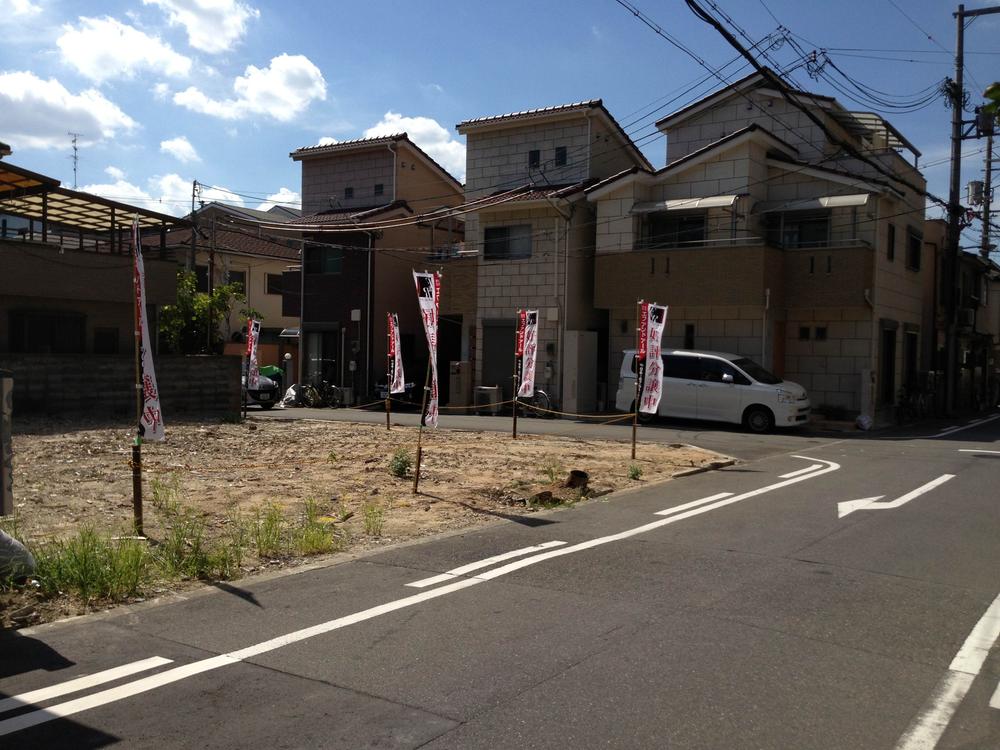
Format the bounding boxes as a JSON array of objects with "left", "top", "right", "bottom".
[
  {"left": 838, "top": 475, "right": 955, "bottom": 518},
  {"left": 0, "top": 455, "right": 841, "bottom": 738},
  {"left": 958, "top": 449, "right": 1000, "bottom": 454},
  {"left": 406, "top": 541, "right": 568, "bottom": 588},
  {"left": 896, "top": 592, "right": 1000, "bottom": 749},
  {"left": 0, "top": 657, "right": 172, "bottom": 715},
  {"left": 990, "top": 681, "right": 1000, "bottom": 710}
]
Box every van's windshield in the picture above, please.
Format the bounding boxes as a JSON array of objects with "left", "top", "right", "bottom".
[{"left": 732, "top": 358, "right": 782, "bottom": 384}]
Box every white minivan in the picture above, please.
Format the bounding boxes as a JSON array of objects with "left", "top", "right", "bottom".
[{"left": 615, "top": 349, "right": 810, "bottom": 433}]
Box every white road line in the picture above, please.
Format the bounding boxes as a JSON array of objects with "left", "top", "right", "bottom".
[
  {"left": 780, "top": 464, "right": 823, "bottom": 479},
  {"left": 0, "top": 455, "right": 841, "bottom": 738},
  {"left": 838, "top": 475, "right": 955, "bottom": 518},
  {"left": 654, "top": 492, "right": 733, "bottom": 517},
  {"left": 895, "top": 592, "right": 1000, "bottom": 750},
  {"left": 990, "top": 680, "right": 1000, "bottom": 710},
  {"left": 931, "top": 414, "right": 1000, "bottom": 438},
  {"left": 405, "top": 541, "right": 568, "bottom": 588},
  {"left": 958, "top": 449, "right": 1000, "bottom": 454},
  {"left": 0, "top": 657, "right": 172, "bottom": 715}
]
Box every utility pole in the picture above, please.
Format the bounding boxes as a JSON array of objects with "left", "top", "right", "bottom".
[
  {"left": 944, "top": 3, "right": 1000, "bottom": 414},
  {"left": 983, "top": 134, "right": 994, "bottom": 259},
  {"left": 189, "top": 179, "right": 199, "bottom": 271},
  {"left": 68, "top": 132, "right": 80, "bottom": 189}
]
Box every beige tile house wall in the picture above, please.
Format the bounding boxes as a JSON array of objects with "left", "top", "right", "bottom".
[
  {"left": 300, "top": 149, "right": 395, "bottom": 214},
  {"left": 395, "top": 146, "right": 464, "bottom": 215}
]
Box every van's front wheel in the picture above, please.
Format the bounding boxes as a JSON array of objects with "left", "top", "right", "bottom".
[
  {"left": 743, "top": 405, "right": 774, "bottom": 433},
  {"left": 631, "top": 401, "right": 655, "bottom": 424}
]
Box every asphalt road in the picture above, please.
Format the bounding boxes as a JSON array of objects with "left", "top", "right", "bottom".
[{"left": 2, "top": 413, "right": 999, "bottom": 749}]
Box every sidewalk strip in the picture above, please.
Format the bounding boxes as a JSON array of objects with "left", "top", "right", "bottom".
[
  {"left": 405, "top": 541, "right": 568, "bottom": 588},
  {"left": 0, "top": 657, "right": 173, "bottom": 715}
]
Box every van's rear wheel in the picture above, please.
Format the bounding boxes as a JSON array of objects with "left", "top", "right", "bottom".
[{"left": 743, "top": 405, "right": 774, "bottom": 434}]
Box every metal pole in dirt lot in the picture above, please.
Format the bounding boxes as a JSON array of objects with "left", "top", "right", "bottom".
[
  {"left": 131, "top": 271, "right": 144, "bottom": 536},
  {"left": 0, "top": 369, "right": 13, "bottom": 517},
  {"left": 631, "top": 300, "right": 643, "bottom": 461},
  {"left": 412, "top": 359, "right": 432, "bottom": 494}
]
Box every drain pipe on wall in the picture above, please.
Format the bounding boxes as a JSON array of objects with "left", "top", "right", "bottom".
[{"left": 762, "top": 287, "right": 770, "bottom": 363}]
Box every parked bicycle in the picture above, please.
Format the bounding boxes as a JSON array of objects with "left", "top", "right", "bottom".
[
  {"left": 519, "top": 389, "right": 556, "bottom": 418},
  {"left": 301, "top": 381, "right": 346, "bottom": 408}
]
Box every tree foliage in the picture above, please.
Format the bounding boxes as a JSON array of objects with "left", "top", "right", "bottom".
[{"left": 159, "top": 270, "right": 261, "bottom": 354}]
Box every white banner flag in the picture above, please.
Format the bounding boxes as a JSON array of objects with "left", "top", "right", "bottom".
[
  {"left": 246, "top": 318, "right": 261, "bottom": 389},
  {"left": 387, "top": 313, "right": 405, "bottom": 394},
  {"left": 413, "top": 271, "right": 440, "bottom": 427},
  {"left": 638, "top": 302, "right": 668, "bottom": 415},
  {"left": 516, "top": 309, "right": 539, "bottom": 398},
  {"left": 132, "top": 222, "right": 165, "bottom": 442}
]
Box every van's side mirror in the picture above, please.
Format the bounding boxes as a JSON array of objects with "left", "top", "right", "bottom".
[{"left": 722, "top": 373, "right": 734, "bottom": 384}]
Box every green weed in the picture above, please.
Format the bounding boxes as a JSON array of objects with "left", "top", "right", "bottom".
[
  {"left": 389, "top": 448, "right": 412, "bottom": 478},
  {"left": 628, "top": 464, "right": 643, "bottom": 481},
  {"left": 363, "top": 502, "right": 385, "bottom": 537}
]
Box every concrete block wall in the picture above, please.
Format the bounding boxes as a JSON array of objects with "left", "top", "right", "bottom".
[
  {"left": 0, "top": 354, "right": 242, "bottom": 418},
  {"left": 464, "top": 119, "right": 590, "bottom": 200},
  {"left": 300, "top": 150, "right": 395, "bottom": 214}
]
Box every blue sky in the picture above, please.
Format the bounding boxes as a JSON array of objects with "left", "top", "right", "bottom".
[{"left": 2, "top": 0, "right": 997, "bottom": 229}]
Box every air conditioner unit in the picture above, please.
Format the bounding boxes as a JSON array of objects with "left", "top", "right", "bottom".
[{"left": 474, "top": 386, "right": 501, "bottom": 416}]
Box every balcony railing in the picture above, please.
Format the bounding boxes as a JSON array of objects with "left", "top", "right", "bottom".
[{"left": 635, "top": 235, "right": 766, "bottom": 250}]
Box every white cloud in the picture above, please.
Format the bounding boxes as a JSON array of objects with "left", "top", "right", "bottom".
[
  {"left": 364, "top": 112, "right": 466, "bottom": 182},
  {"left": 143, "top": 0, "right": 259, "bottom": 54},
  {"left": 57, "top": 16, "right": 191, "bottom": 83},
  {"left": 317, "top": 136, "right": 338, "bottom": 146},
  {"left": 0, "top": 0, "right": 41, "bottom": 16},
  {"left": 173, "top": 54, "right": 326, "bottom": 122},
  {"left": 152, "top": 82, "right": 171, "bottom": 100},
  {"left": 160, "top": 135, "right": 200, "bottom": 163},
  {"left": 256, "top": 187, "right": 301, "bottom": 211},
  {"left": 80, "top": 172, "right": 245, "bottom": 216},
  {"left": 0, "top": 71, "right": 136, "bottom": 150}
]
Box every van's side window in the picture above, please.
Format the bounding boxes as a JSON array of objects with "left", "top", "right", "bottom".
[
  {"left": 663, "top": 355, "right": 700, "bottom": 380},
  {"left": 699, "top": 358, "right": 750, "bottom": 385}
]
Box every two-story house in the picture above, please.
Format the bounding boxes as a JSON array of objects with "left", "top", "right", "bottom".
[
  {"left": 586, "top": 70, "right": 934, "bottom": 424},
  {"left": 456, "top": 101, "right": 652, "bottom": 412},
  {"left": 281, "top": 134, "right": 469, "bottom": 404}
]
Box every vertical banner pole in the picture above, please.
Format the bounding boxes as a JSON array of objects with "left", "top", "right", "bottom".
[
  {"left": 631, "top": 299, "right": 642, "bottom": 461},
  {"left": 132, "top": 246, "right": 144, "bottom": 536},
  {"left": 512, "top": 309, "right": 520, "bottom": 440},
  {"left": 412, "top": 358, "right": 432, "bottom": 494},
  {"left": 385, "top": 320, "right": 392, "bottom": 431}
]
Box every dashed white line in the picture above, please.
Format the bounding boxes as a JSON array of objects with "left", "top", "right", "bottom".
[
  {"left": 958, "top": 449, "right": 1000, "bottom": 454},
  {"left": 779, "top": 464, "right": 823, "bottom": 479},
  {"left": 990, "top": 680, "right": 1000, "bottom": 711},
  {"left": 0, "top": 657, "right": 172, "bottom": 715},
  {"left": 406, "top": 541, "right": 568, "bottom": 588},
  {"left": 0, "top": 456, "right": 841, "bottom": 738},
  {"left": 654, "top": 492, "right": 733, "bottom": 517},
  {"left": 895, "top": 592, "right": 1000, "bottom": 750},
  {"left": 931, "top": 414, "right": 1000, "bottom": 438}
]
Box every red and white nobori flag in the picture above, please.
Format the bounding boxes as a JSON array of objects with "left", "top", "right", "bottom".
[
  {"left": 246, "top": 318, "right": 261, "bottom": 389},
  {"left": 638, "top": 302, "right": 668, "bottom": 415},
  {"left": 387, "top": 313, "right": 405, "bottom": 394},
  {"left": 516, "top": 309, "right": 539, "bottom": 398},
  {"left": 413, "top": 271, "right": 441, "bottom": 427},
  {"left": 132, "top": 221, "right": 165, "bottom": 442}
]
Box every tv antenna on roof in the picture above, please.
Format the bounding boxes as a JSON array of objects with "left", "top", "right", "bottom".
[{"left": 68, "top": 132, "right": 81, "bottom": 189}]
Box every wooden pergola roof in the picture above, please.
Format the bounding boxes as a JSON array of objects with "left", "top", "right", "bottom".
[{"left": 0, "top": 161, "right": 187, "bottom": 232}]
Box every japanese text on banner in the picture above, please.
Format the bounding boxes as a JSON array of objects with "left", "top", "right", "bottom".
[
  {"left": 413, "top": 271, "right": 441, "bottom": 427},
  {"left": 132, "top": 221, "right": 165, "bottom": 441},
  {"left": 246, "top": 319, "right": 261, "bottom": 390},
  {"left": 388, "top": 313, "right": 405, "bottom": 394},
  {"left": 638, "top": 303, "right": 668, "bottom": 415},
  {"left": 516, "top": 310, "right": 539, "bottom": 399}
]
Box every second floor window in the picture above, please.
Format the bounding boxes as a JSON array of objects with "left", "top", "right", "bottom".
[
  {"left": 528, "top": 150, "right": 540, "bottom": 169},
  {"left": 887, "top": 223, "right": 896, "bottom": 261},
  {"left": 484, "top": 224, "right": 532, "bottom": 260},
  {"left": 344, "top": 187, "right": 354, "bottom": 199},
  {"left": 642, "top": 212, "right": 706, "bottom": 248},
  {"left": 374, "top": 183, "right": 384, "bottom": 197},
  {"left": 906, "top": 228, "right": 922, "bottom": 271},
  {"left": 554, "top": 146, "right": 567, "bottom": 167},
  {"left": 304, "top": 246, "right": 343, "bottom": 274},
  {"left": 766, "top": 211, "right": 830, "bottom": 248}
]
